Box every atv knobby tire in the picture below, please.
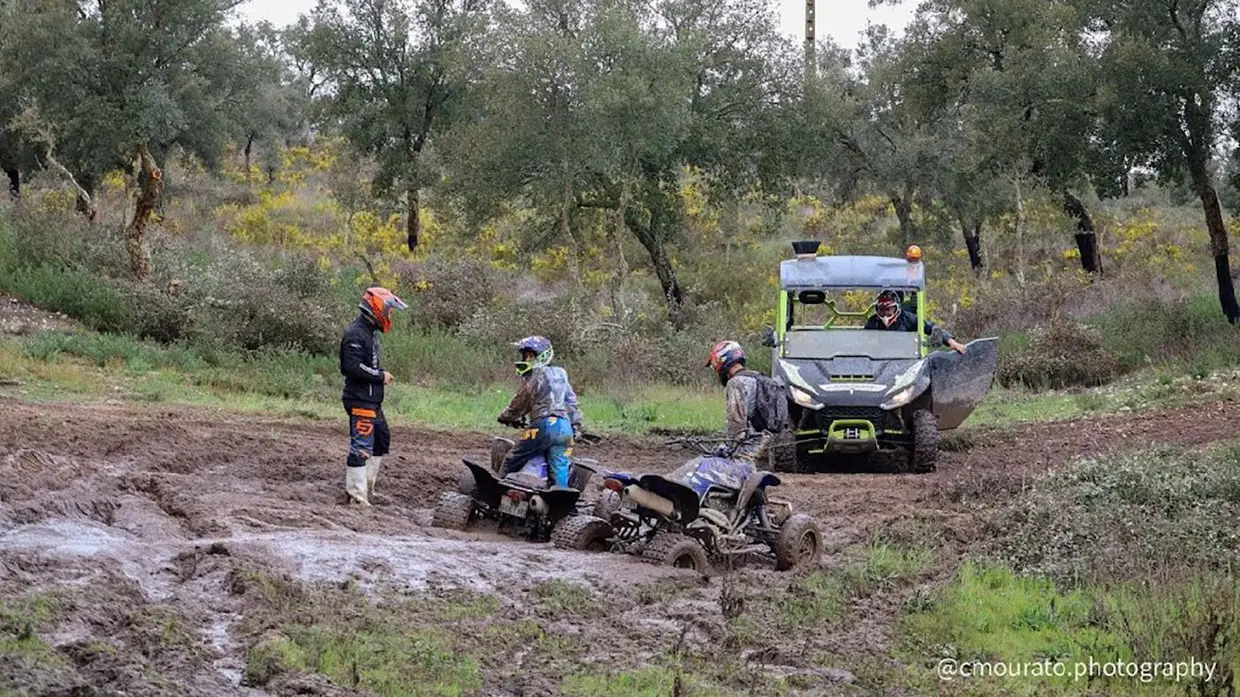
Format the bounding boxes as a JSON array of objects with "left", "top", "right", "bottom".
[
  {"left": 592, "top": 489, "right": 621, "bottom": 520},
  {"left": 907, "top": 409, "right": 939, "bottom": 474},
  {"left": 642, "top": 533, "right": 712, "bottom": 575},
  {"left": 773, "top": 513, "right": 823, "bottom": 571},
  {"left": 456, "top": 470, "right": 477, "bottom": 496},
  {"left": 768, "top": 429, "right": 801, "bottom": 473},
  {"left": 432, "top": 491, "right": 474, "bottom": 530},
  {"left": 551, "top": 515, "right": 613, "bottom": 552}
]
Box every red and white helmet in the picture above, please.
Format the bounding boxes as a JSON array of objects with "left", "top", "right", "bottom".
[
  {"left": 876, "top": 290, "right": 902, "bottom": 328},
  {"left": 706, "top": 340, "right": 746, "bottom": 385}
]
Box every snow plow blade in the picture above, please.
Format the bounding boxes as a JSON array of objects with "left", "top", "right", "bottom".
[{"left": 928, "top": 337, "right": 998, "bottom": 430}]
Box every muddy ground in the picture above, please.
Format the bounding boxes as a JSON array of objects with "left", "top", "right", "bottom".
[{"left": 2, "top": 396, "right": 1238, "bottom": 696}]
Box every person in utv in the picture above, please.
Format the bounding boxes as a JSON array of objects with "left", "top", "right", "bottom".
[
  {"left": 865, "top": 290, "right": 967, "bottom": 354},
  {"left": 340, "top": 287, "right": 408, "bottom": 506},
  {"left": 706, "top": 340, "right": 779, "bottom": 463},
  {"left": 496, "top": 336, "right": 584, "bottom": 489}
]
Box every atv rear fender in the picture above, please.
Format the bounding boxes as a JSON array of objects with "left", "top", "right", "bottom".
[{"left": 462, "top": 458, "right": 582, "bottom": 517}]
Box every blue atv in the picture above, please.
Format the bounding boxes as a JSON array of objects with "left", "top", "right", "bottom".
[
  {"left": 432, "top": 427, "right": 611, "bottom": 551},
  {"left": 575, "top": 435, "right": 823, "bottom": 574}
]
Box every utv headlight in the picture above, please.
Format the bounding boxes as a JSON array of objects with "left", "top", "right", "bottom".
[
  {"left": 790, "top": 386, "right": 821, "bottom": 409},
  {"left": 881, "top": 385, "right": 916, "bottom": 410}
]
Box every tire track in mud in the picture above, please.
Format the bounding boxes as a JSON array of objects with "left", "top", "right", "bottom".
[{"left": 1, "top": 396, "right": 1238, "bottom": 694}]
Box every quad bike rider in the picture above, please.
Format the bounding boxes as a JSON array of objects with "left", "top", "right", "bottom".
[
  {"left": 432, "top": 336, "right": 607, "bottom": 549},
  {"left": 576, "top": 433, "right": 823, "bottom": 574},
  {"left": 494, "top": 335, "right": 584, "bottom": 488},
  {"left": 339, "top": 286, "right": 408, "bottom": 507},
  {"left": 570, "top": 342, "right": 821, "bottom": 573}
]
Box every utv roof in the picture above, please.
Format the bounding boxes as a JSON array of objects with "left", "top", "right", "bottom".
[{"left": 779, "top": 255, "right": 925, "bottom": 291}]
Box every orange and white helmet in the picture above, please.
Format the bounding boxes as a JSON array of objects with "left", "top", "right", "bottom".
[{"left": 359, "top": 287, "right": 408, "bottom": 333}]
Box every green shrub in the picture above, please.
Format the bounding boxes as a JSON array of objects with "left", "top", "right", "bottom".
[
  {"left": 989, "top": 444, "right": 1240, "bottom": 584},
  {"left": 997, "top": 320, "right": 1121, "bottom": 389},
  {"left": 6, "top": 265, "right": 138, "bottom": 333},
  {"left": 399, "top": 257, "right": 500, "bottom": 331}
]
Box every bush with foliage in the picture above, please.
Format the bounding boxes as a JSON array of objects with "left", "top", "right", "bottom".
[{"left": 997, "top": 320, "right": 1121, "bottom": 389}]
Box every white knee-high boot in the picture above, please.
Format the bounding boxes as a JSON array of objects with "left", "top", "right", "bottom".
[
  {"left": 365, "top": 456, "right": 382, "bottom": 497},
  {"left": 346, "top": 465, "right": 370, "bottom": 506}
]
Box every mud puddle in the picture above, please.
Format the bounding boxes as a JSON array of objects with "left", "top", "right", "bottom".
[{"left": 0, "top": 518, "right": 675, "bottom": 594}]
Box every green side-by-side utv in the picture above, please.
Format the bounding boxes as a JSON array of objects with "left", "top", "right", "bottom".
[{"left": 761, "top": 240, "right": 999, "bottom": 474}]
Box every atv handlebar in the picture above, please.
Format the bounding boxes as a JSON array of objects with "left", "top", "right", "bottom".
[
  {"left": 497, "top": 417, "right": 601, "bottom": 445},
  {"left": 663, "top": 433, "right": 758, "bottom": 456}
]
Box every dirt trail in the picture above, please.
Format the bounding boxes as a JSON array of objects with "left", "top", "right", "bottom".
[{"left": 1, "top": 395, "right": 1237, "bottom": 695}]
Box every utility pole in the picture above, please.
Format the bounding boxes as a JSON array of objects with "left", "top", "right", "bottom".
[{"left": 805, "top": 0, "right": 816, "bottom": 79}]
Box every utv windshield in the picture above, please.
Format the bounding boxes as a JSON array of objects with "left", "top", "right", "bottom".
[{"left": 779, "top": 288, "right": 922, "bottom": 360}]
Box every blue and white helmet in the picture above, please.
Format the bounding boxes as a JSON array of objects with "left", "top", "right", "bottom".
[{"left": 513, "top": 335, "right": 553, "bottom": 376}]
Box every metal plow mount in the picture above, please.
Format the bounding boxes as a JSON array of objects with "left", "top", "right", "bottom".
[{"left": 928, "top": 337, "right": 999, "bottom": 430}]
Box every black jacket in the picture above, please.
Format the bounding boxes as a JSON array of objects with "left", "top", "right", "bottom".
[
  {"left": 864, "top": 310, "right": 954, "bottom": 346},
  {"left": 340, "top": 315, "right": 385, "bottom": 404}
]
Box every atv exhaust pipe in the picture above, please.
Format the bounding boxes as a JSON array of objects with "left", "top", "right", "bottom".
[
  {"left": 530, "top": 494, "right": 548, "bottom": 515},
  {"left": 622, "top": 485, "right": 676, "bottom": 519}
]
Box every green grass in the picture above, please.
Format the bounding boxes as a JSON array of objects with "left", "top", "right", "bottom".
[
  {"left": 529, "top": 580, "right": 599, "bottom": 616},
  {"left": 0, "top": 330, "right": 724, "bottom": 434},
  {"left": 0, "top": 593, "right": 63, "bottom": 665},
  {"left": 247, "top": 626, "right": 481, "bottom": 696},
  {"left": 774, "top": 571, "right": 846, "bottom": 630},
  {"left": 562, "top": 666, "right": 737, "bottom": 697},
  {"left": 899, "top": 563, "right": 1240, "bottom": 696}
]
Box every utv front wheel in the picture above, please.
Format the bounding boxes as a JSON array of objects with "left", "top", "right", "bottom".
[
  {"left": 432, "top": 491, "right": 474, "bottom": 530},
  {"left": 774, "top": 513, "right": 822, "bottom": 571},
  {"left": 642, "top": 533, "right": 712, "bottom": 575},
  {"left": 908, "top": 409, "right": 939, "bottom": 474}
]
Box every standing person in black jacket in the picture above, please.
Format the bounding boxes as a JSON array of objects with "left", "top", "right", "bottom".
[{"left": 340, "top": 287, "right": 408, "bottom": 506}]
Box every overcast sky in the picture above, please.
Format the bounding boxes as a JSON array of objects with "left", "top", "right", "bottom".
[{"left": 235, "top": 0, "right": 917, "bottom": 50}]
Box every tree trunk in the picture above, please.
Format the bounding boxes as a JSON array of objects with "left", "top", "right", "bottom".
[
  {"left": 406, "top": 186, "right": 420, "bottom": 251},
  {"left": 41, "top": 152, "right": 95, "bottom": 220},
  {"left": 1013, "top": 177, "right": 1026, "bottom": 287},
  {"left": 608, "top": 180, "right": 632, "bottom": 319},
  {"left": 960, "top": 218, "right": 983, "bottom": 272},
  {"left": 890, "top": 191, "right": 916, "bottom": 246},
  {"left": 1063, "top": 191, "right": 1102, "bottom": 274},
  {"left": 126, "top": 144, "right": 162, "bottom": 280},
  {"left": 4, "top": 168, "right": 17, "bottom": 199},
  {"left": 244, "top": 135, "right": 253, "bottom": 183},
  {"left": 1192, "top": 176, "right": 1240, "bottom": 324},
  {"left": 625, "top": 184, "right": 685, "bottom": 328}
]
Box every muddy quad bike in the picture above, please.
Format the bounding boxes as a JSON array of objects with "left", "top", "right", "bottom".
[
  {"left": 433, "top": 422, "right": 609, "bottom": 551},
  {"left": 760, "top": 240, "right": 999, "bottom": 474},
  {"left": 572, "top": 434, "right": 823, "bottom": 575}
]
